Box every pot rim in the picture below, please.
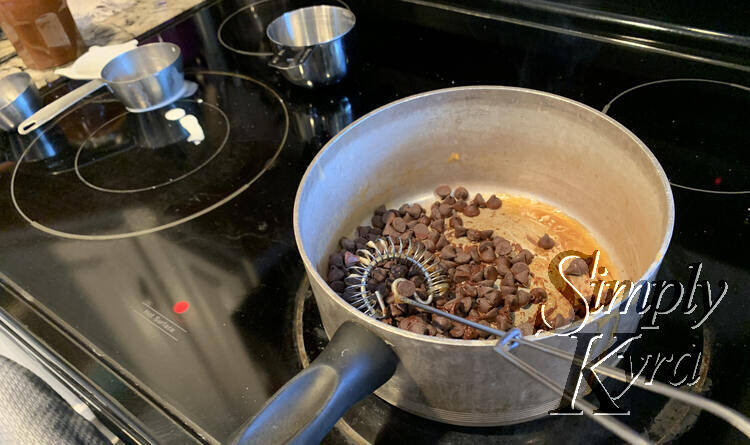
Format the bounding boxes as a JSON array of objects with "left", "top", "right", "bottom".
[{"left": 293, "top": 85, "right": 675, "bottom": 347}]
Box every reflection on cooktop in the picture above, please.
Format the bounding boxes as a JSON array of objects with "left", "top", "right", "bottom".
[
  {"left": 10, "top": 71, "right": 288, "bottom": 240},
  {"left": 603, "top": 79, "right": 750, "bottom": 194}
]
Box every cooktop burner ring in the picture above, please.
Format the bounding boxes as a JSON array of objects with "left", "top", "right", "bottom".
[
  {"left": 9, "top": 70, "right": 289, "bottom": 241},
  {"left": 603, "top": 78, "right": 750, "bottom": 195},
  {"left": 72, "top": 100, "right": 231, "bottom": 194}
]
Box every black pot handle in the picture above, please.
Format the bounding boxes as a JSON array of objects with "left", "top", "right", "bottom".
[{"left": 232, "top": 322, "right": 399, "bottom": 445}]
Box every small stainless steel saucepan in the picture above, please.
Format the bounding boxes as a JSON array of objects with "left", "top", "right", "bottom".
[
  {"left": 266, "top": 5, "right": 355, "bottom": 87},
  {"left": 0, "top": 72, "right": 41, "bottom": 132},
  {"left": 18, "top": 42, "right": 184, "bottom": 135},
  {"left": 232, "top": 87, "right": 679, "bottom": 444}
]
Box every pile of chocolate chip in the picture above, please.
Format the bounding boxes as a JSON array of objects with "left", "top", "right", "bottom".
[{"left": 326, "top": 185, "right": 557, "bottom": 339}]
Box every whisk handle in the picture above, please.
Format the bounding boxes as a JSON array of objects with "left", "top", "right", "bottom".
[{"left": 232, "top": 322, "right": 398, "bottom": 445}]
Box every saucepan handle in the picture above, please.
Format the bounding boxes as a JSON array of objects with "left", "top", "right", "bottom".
[
  {"left": 268, "top": 47, "right": 313, "bottom": 71},
  {"left": 18, "top": 79, "right": 106, "bottom": 135},
  {"left": 231, "top": 322, "right": 398, "bottom": 445}
]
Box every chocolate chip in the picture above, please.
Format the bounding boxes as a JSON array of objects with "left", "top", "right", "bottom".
[
  {"left": 496, "top": 310, "right": 512, "bottom": 331},
  {"left": 328, "top": 253, "right": 344, "bottom": 268},
  {"left": 399, "top": 316, "right": 429, "bottom": 335},
  {"left": 328, "top": 265, "right": 345, "bottom": 282},
  {"left": 396, "top": 279, "right": 416, "bottom": 297},
  {"left": 406, "top": 220, "right": 418, "bottom": 229},
  {"left": 436, "top": 235, "right": 449, "bottom": 250},
  {"left": 403, "top": 214, "right": 415, "bottom": 224},
  {"left": 407, "top": 204, "right": 422, "bottom": 218},
  {"left": 478, "top": 244, "right": 495, "bottom": 262},
  {"left": 463, "top": 205, "right": 480, "bottom": 217},
  {"left": 429, "top": 230, "right": 440, "bottom": 244},
  {"left": 500, "top": 285, "right": 517, "bottom": 295},
  {"left": 391, "top": 264, "right": 408, "bottom": 278},
  {"left": 399, "top": 230, "right": 413, "bottom": 241},
  {"left": 418, "top": 216, "right": 431, "bottom": 226},
  {"left": 514, "top": 270, "right": 530, "bottom": 286},
  {"left": 429, "top": 218, "right": 444, "bottom": 232},
  {"left": 449, "top": 325, "right": 465, "bottom": 338},
  {"left": 440, "top": 245, "right": 457, "bottom": 259},
  {"left": 486, "top": 290, "right": 503, "bottom": 306},
  {"left": 501, "top": 274, "right": 515, "bottom": 286},
  {"left": 481, "top": 230, "right": 493, "bottom": 240},
  {"left": 432, "top": 315, "right": 452, "bottom": 331},
  {"left": 477, "top": 286, "right": 495, "bottom": 298},
  {"left": 435, "top": 185, "right": 451, "bottom": 199},
  {"left": 565, "top": 257, "right": 589, "bottom": 276},
  {"left": 455, "top": 251, "right": 472, "bottom": 264},
  {"left": 477, "top": 298, "right": 492, "bottom": 314},
  {"left": 494, "top": 238, "right": 512, "bottom": 256},
  {"left": 510, "top": 262, "right": 529, "bottom": 275},
  {"left": 392, "top": 217, "right": 406, "bottom": 233},
  {"left": 414, "top": 223, "right": 430, "bottom": 240},
  {"left": 465, "top": 230, "right": 479, "bottom": 242},
  {"left": 373, "top": 204, "right": 386, "bottom": 215},
  {"left": 454, "top": 226, "right": 467, "bottom": 238},
  {"left": 371, "top": 214, "right": 384, "bottom": 229},
  {"left": 340, "top": 237, "right": 356, "bottom": 251},
  {"left": 484, "top": 266, "right": 498, "bottom": 281},
  {"left": 458, "top": 297, "right": 473, "bottom": 315},
  {"left": 330, "top": 281, "right": 346, "bottom": 293},
  {"left": 471, "top": 269, "right": 484, "bottom": 282},
  {"left": 469, "top": 246, "right": 482, "bottom": 263},
  {"left": 520, "top": 249, "right": 534, "bottom": 264},
  {"left": 454, "top": 265, "right": 472, "bottom": 283},
  {"left": 538, "top": 233, "right": 555, "bottom": 249},
  {"left": 440, "top": 260, "right": 457, "bottom": 269},
  {"left": 390, "top": 303, "right": 405, "bottom": 317},
  {"left": 486, "top": 195, "right": 502, "bottom": 209},
  {"left": 443, "top": 196, "right": 456, "bottom": 206},
  {"left": 344, "top": 251, "right": 360, "bottom": 267},
  {"left": 448, "top": 186, "right": 466, "bottom": 200},
  {"left": 372, "top": 267, "right": 388, "bottom": 282},
  {"left": 382, "top": 223, "right": 399, "bottom": 238},
  {"left": 429, "top": 203, "right": 441, "bottom": 220},
  {"left": 383, "top": 211, "right": 396, "bottom": 225},
  {"left": 505, "top": 293, "right": 518, "bottom": 311},
  {"left": 473, "top": 193, "right": 486, "bottom": 208},
  {"left": 481, "top": 307, "right": 498, "bottom": 321},
  {"left": 460, "top": 284, "right": 478, "bottom": 297},
  {"left": 530, "top": 287, "right": 548, "bottom": 304},
  {"left": 517, "top": 289, "right": 531, "bottom": 307},
  {"left": 439, "top": 203, "right": 453, "bottom": 217},
  {"left": 450, "top": 215, "right": 464, "bottom": 229},
  {"left": 453, "top": 199, "right": 467, "bottom": 212}
]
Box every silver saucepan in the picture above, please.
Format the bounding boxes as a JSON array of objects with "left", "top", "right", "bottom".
[
  {"left": 18, "top": 42, "right": 184, "bottom": 135},
  {"left": 233, "top": 86, "right": 674, "bottom": 444}
]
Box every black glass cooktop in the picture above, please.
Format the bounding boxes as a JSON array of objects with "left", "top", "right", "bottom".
[{"left": 0, "top": 0, "right": 748, "bottom": 444}]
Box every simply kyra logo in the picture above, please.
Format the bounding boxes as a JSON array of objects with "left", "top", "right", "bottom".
[{"left": 542, "top": 251, "right": 727, "bottom": 416}]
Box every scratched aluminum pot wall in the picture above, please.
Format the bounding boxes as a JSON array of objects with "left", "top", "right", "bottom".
[{"left": 294, "top": 86, "right": 674, "bottom": 425}]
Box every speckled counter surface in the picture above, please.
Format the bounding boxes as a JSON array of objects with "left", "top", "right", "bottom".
[{"left": 0, "top": 0, "right": 210, "bottom": 88}]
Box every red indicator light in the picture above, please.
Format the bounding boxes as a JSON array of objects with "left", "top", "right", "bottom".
[
  {"left": 173, "top": 301, "right": 189, "bottom": 314},
  {"left": 714, "top": 177, "right": 722, "bottom": 185}
]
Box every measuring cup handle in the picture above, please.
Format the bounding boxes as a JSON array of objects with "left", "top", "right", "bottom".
[
  {"left": 18, "top": 79, "right": 106, "bottom": 135},
  {"left": 268, "top": 47, "right": 313, "bottom": 71}
]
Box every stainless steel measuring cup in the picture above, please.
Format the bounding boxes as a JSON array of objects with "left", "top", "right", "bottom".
[
  {"left": 18, "top": 42, "right": 184, "bottom": 135},
  {"left": 0, "top": 72, "right": 42, "bottom": 132},
  {"left": 266, "top": 5, "right": 355, "bottom": 88}
]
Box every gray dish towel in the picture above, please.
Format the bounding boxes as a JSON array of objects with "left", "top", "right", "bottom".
[{"left": 0, "top": 356, "right": 110, "bottom": 444}]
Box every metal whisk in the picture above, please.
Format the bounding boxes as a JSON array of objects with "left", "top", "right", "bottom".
[
  {"left": 343, "top": 237, "right": 750, "bottom": 445},
  {"left": 343, "top": 237, "right": 448, "bottom": 317}
]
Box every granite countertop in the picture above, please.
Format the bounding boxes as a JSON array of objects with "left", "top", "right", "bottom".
[{"left": 0, "top": 0, "right": 209, "bottom": 88}]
